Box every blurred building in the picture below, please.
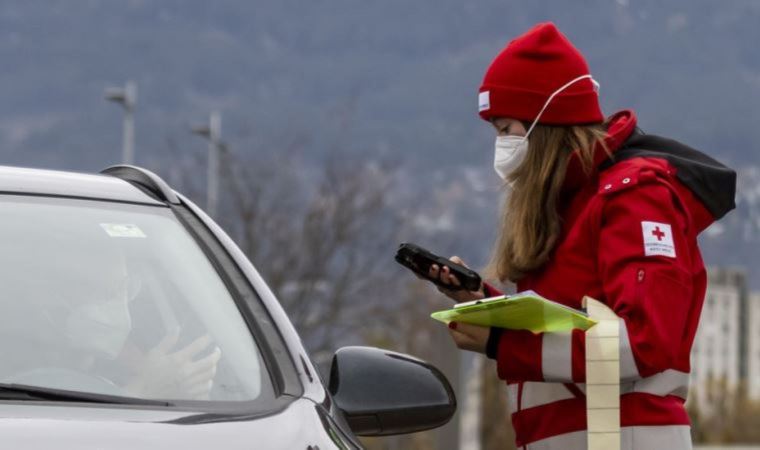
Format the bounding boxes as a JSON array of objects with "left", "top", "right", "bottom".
[
  {"left": 690, "top": 267, "right": 760, "bottom": 413},
  {"left": 748, "top": 293, "right": 760, "bottom": 399},
  {"left": 691, "top": 269, "right": 744, "bottom": 390}
]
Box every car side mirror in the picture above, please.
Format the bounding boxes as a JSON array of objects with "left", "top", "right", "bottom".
[{"left": 328, "top": 346, "right": 456, "bottom": 436}]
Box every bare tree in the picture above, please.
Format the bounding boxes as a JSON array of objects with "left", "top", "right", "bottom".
[
  {"left": 214, "top": 146, "right": 404, "bottom": 364},
  {"left": 689, "top": 377, "right": 760, "bottom": 444}
]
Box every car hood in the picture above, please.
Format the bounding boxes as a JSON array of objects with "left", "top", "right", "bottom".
[{"left": 0, "top": 398, "right": 349, "bottom": 449}]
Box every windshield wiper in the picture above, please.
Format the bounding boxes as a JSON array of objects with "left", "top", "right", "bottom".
[{"left": 0, "top": 383, "right": 173, "bottom": 407}]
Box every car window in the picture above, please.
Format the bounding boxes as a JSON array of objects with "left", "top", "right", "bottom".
[{"left": 0, "top": 195, "right": 275, "bottom": 406}]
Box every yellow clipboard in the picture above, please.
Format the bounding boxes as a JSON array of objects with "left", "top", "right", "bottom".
[{"left": 430, "top": 290, "right": 597, "bottom": 333}]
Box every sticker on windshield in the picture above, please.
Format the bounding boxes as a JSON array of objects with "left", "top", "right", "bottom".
[{"left": 100, "top": 223, "right": 146, "bottom": 238}]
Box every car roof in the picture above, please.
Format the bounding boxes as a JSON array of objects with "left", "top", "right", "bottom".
[{"left": 0, "top": 165, "right": 166, "bottom": 206}]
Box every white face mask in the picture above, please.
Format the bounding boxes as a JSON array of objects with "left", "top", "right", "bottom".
[
  {"left": 492, "top": 74, "right": 600, "bottom": 182},
  {"left": 64, "top": 270, "right": 137, "bottom": 359},
  {"left": 494, "top": 134, "right": 529, "bottom": 181},
  {"left": 65, "top": 296, "right": 133, "bottom": 360}
]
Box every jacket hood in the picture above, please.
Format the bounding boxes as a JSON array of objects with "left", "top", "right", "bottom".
[{"left": 603, "top": 130, "right": 737, "bottom": 232}]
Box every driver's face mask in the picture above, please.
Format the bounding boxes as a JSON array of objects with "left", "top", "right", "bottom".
[
  {"left": 65, "top": 299, "right": 132, "bottom": 360},
  {"left": 493, "top": 74, "right": 600, "bottom": 182},
  {"left": 64, "top": 276, "right": 140, "bottom": 360}
]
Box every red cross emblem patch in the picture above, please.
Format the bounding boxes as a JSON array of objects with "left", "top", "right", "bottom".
[{"left": 641, "top": 221, "right": 676, "bottom": 258}]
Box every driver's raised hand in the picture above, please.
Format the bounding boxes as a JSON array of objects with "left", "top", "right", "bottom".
[{"left": 125, "top": 329, "right": 221, "bottom": 400}]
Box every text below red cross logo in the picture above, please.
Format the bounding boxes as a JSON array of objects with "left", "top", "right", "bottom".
[{"left": 652, "top": 226, "right": 666, "bottom": 241}]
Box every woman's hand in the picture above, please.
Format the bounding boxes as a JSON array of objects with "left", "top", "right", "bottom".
[
  {"left": 447, "top": 322, "right": 489, "bottom": 354},
  {"left": 428, "top": 256, "right": 485, "bottom": 303}
]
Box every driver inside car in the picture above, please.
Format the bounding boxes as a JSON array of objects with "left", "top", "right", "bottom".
[{"left": 2, "top": 229, "right": 221, "bottom": 401}]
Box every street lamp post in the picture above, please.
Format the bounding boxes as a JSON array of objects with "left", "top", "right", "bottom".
[
  {"left": 104, "top": 81, "right": 137, "bottom": 165},
  {"left": 191, "top": 111, "right": 222, "bottom": 218}
]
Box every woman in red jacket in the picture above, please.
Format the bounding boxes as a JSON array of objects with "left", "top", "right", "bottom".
[{"left": 428, "top": 22, "right": 736, "bottom": 450}]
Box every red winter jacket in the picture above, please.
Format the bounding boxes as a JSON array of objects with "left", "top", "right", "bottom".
[{"left": 483, "top": 110, "right": 736, "bottom": 449}]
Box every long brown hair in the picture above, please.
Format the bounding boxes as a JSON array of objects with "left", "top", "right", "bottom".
[{"left": 485, "top": 123, "right": 608, "bottom": 283}]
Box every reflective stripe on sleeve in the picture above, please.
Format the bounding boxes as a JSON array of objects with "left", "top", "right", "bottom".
[
  {"left": 507, "top": 383, "right": 520, "bottom": 414},
  {"left": 542, "top": 330, "right": 573, "bottom": 381},
  {"left": 509, "top": 367, "right": 689, "bottom": 417},
  {"left": 625, "top": 369, "right": 690, "bottom": 399},
  {"left": 521, "top": 381, "right": 576, "bottom": 410}
]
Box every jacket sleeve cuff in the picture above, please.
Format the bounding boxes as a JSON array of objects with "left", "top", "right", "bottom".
[
  {"left": 495, "top": 329, "right": 544, "bottom": 383},
  {"left": 485, "top": 327, "right": 503, "bottom": 359}
]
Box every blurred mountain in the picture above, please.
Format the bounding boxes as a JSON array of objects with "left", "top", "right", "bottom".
[{"left": 1, "top": 0, "right": 759, "bottom": 283}]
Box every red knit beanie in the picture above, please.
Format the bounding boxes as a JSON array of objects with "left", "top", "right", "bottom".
[{"left": 478, "top": 22, "right": 603, "bottom": 125}]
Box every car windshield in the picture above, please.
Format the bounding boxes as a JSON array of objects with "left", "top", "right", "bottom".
[{"left": 0, "top": 195, "right": 274, "bottom": 406}]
